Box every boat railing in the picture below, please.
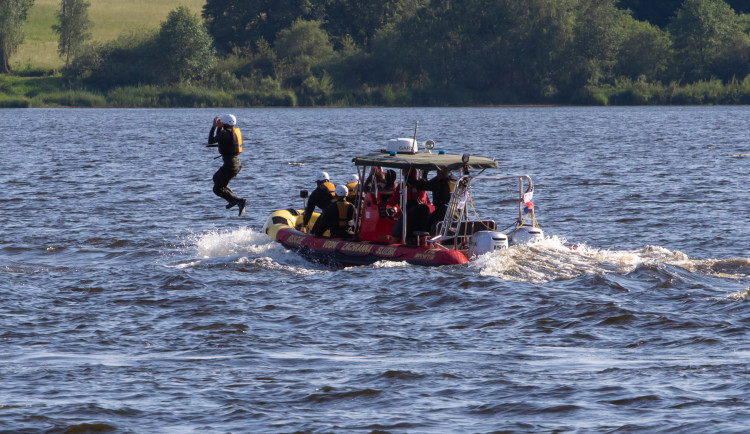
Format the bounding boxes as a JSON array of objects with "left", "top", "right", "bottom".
[
  {"left": 430, "top": 174, "right": 534, "bottom": 249},
  {"left": 470, "top": 174, "right": 534, "bottom": 225}
]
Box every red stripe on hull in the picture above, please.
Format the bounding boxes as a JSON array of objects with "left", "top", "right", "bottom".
[{"left": 276, "top": 228, "right": 468, "bottom": 267}]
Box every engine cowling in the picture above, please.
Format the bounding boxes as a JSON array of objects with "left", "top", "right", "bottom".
[{"left": 469, "top": 231, "right": 509, "bottom": 257}]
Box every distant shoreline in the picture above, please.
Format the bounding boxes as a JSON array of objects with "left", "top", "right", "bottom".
[{"left": 3, "top": 74, "right": 750, "bottom": 109}]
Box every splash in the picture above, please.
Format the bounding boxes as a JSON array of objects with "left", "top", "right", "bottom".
[
  {"left": 193, "top": 226, "right": 277, "bottom": 258},
  {"left": 169, "top": 260, "right": 202, "bottom": 269},
  {"left": 469, "top": 235, "right": 626, "bottom": 283},
  {"left": 183, "top": 227, "right": 329, "bottom": 274},
  {"left": 236, "top": 256, "right": 329, "bottom": 275},
  {"left": 685, "top": 257, "right": 750, "bottom": 279},
  {"left": 470, "top": 236, "right": 749, "bottom": 283},
  {"left": 371, "top": 260, "right": 411, "bottom": 268},
  {"left": 728, "top": 287, "right": 750, "bottom": 300}
]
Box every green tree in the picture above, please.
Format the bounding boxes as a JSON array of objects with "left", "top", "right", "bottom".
[
  {"left": 52, "top": 0, "right": 93, "bottom": 67},
  {"left": 617, "top": 0, "right": 683, "bottom": 28},
  {"left": 65, "top": 31, "right": 158, "bottom": 88},
  {"left": 156, "top": 6, "right": 216, "bottom": 84},
  {"left": 668, "top": 0, "right": 744, "bottom": 81},
  {"left": 0, "top": 0, "right": 34, "bottom": 73},
  {"left": 370, "top": 0, "right": 583, "bottom": 101},
  {"left": 274, "top": 19, "right": 333, "bottom": 85},
  {"left": 614, "top": 18, "right": 672, "bottom": 81},
  {"left": 508, "top": 0, "right": 580, "bottom": 99},
  {"left": 202, "top": 0, "right": 325, "bottom": 53},
  {"left": 617, "top": 0, "right": 750, "bottom": 27},
  {"left": 323, "top": 0, "right": 426, "bottom": 47}
]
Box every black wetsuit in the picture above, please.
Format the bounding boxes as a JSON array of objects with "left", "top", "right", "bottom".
[
  {"left": 303, "top": 182, "right": 335, "bottom": 227},
  {"left": 208, "top": 126, "right": 242, "bottom": 205},
  {"left": 412, "top": 174, "right": 452, "bottom": 233},
  {"left": 315, "top": 199, "right": 355, "bottom": 238}
]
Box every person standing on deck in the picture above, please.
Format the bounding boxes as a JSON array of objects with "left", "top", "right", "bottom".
[
  {"left": 386, "top": 168, "right": 430, "bottom": 243},
  {"left": 411, "top": 168, "right": 453, "bottom": 233},
  {"left": 207, "top": 114, "right": 247, "bottom": 217}
]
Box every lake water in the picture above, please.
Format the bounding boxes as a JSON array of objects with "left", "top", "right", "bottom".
[{"left": 1, "top": 106, "right": 749, "bottom": 432}]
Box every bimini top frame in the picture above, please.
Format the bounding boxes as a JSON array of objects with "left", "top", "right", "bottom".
[
  {"left": 429, "top": 174, "right": 537, "bottom": 249},
  {"left": 352, "top": 152, "right": 498, "bottom": 172},
  {"left": 352, "top": 152, "right": 500, "bottom": 244}
]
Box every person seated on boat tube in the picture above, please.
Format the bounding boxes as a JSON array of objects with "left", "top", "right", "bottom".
[
  {"left": 387, "top": 168, "right": 430, "bottom": 243},
  {"left": 314, "top": 185, "right": 355, "bottom": 239},
  {"left": 302, "top": 171, "right": 335, "bottom": 232},
  {"left": 410, "top": 168, "right": 454, "bottom": 234},
  {"left": 346, "top": 174, "right": 359, "bottom": 202}
]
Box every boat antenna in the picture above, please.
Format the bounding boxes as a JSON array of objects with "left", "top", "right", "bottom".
[{"left": 412, "top": 121, "right": 419, "bottom": 148}]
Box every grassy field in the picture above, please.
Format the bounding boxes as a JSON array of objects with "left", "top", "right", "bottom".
[{"left": 14, "top": 0, "right": 205, "bottom": 70}]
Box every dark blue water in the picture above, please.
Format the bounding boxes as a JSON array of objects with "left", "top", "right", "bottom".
[{"left": 2, "top": 107, "right": 749, "bottom": 432}]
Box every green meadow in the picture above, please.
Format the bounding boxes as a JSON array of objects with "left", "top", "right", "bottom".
[{"left": 14, "top": 0, "right": 205, "bottom": 70}]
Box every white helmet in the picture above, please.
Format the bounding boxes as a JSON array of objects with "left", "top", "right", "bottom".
[
  {"left": 316, "top": 171, "right": 329, "bottom": 182},
  {"left": 335, "top": 185, "right": 349, "bottom": 197},
  {"left": 347, "top": 174, "right": 359, "bottom": 184},
  {"left": 221, "top": 114, "right": 236, "bottom": 126}
]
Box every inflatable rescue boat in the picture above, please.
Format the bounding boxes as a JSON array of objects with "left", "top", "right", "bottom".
[{"left": 263, "top": 135, "right": 544, "bottom": 267}]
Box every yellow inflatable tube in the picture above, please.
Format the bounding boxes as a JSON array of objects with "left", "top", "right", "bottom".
[{"left": 263, "top": 209, "right": 320, "bottom": 239}]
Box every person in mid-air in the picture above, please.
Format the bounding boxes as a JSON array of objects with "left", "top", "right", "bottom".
[
  {"left": 302, "top": 171, "right": 335, "bottom": 232},
  {"left": 314, "top": 185, "right": 355, "bottom": 239},
  {"left": 207, "top": 114, "right": 247, "bottom": 216}
]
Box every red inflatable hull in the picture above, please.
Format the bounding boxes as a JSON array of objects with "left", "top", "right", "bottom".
[{"left": 275, "top": 228, "right": 469, "bottom": 267}]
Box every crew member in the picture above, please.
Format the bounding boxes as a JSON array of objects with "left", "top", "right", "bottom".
[
  {"left": 314, "top": 185, "right": 355, "bottom": 238},
  {"left": 303, "top": 171, "right": 335, "bottom": 232},
  {"left": 386, "top": 168, "right": 430, "bottom": 243},
  {"left": 363, "top": 167, "right": 384, "bottom": 193},
  {"left": 411, "top": 168, "right": 454, "bottom": 233},
  {"left": 207, "top": 114, "right": 247, "bottom": 216},
  {"left": 346, "top": 174, "right": 359, "bottom": 202}
]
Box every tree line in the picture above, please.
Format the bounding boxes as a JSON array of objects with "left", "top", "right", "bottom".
[{"left": 4, "top": 0, "right": 750, "bottom": 106}]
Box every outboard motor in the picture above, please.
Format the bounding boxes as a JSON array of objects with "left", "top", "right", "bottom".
[
  {"left": 469, "top": 231, "right": 508, "bottom": 257},
  {"left": 509, "top": 226, "right": 544, "bottom": 246}
]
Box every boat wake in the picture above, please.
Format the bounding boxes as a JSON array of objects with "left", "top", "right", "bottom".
[
  {"left": 728, "top": 287, "right": 750, "bottom": 300},
  {"left": 471, "top": 236, "right": 750, "bottom": 284},
  {"left": 174, "top": 228, "right": 749, "bottom": 284}
]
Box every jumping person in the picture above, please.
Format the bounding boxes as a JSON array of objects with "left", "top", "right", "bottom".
[
  {"left": 302, "top": 171, "right": 335, "bottom": 232},
  {"left": 207, "top": 114, "right": 247, "bottom": 216}
]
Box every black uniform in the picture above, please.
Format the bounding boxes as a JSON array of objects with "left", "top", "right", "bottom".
[
  {"left": 411, "top": 173, "right": 452, "bottom": 233},
  {"left": 315, "top": 199, "right": 355, "bottom": 238},
  {"left": 208, "top": 126, "right": 243, "bottom": 206},
  {"left": 303, "top": 182, "right": 335, "bottom": 227}
]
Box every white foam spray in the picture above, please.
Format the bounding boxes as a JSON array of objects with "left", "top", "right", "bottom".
[{"left": 471, "top": 236, "right": 750, "bottom": 284}]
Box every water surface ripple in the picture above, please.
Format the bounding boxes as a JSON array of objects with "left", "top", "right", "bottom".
[{"left": 1, "top": 107, "right": 749, "bottom": 432}]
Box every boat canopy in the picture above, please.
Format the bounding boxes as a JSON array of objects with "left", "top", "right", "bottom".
[{"left": 352, "top": 152, "right": 498, "bottom": 171}]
